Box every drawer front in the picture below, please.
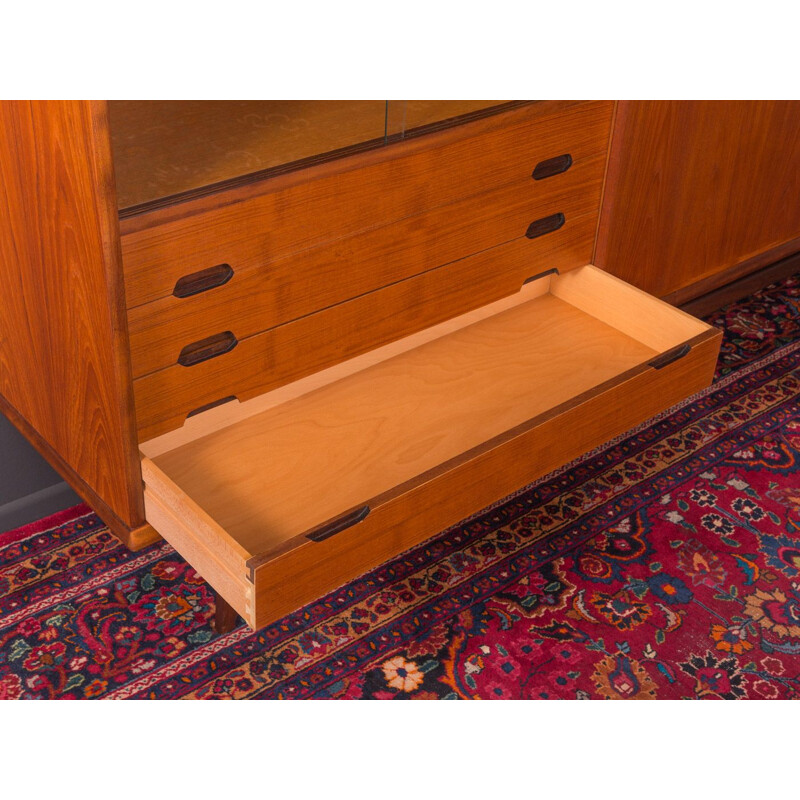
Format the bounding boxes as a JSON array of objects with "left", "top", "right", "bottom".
[
  {"left": 120, "top": 101, "right": 614, "bottom": 309},
  {"left": 248, "top": 332, "right": 719, "bottom": 628},
  {"left": 128, "top": 155, "right": 605, "bottom": 379},
  {"left": 133, "top": 214, "right": 599, "bottom": 440}
]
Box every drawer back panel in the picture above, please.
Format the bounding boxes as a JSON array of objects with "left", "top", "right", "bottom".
[{"left": 124, "top": 101, "right": 615, "bottom": 441}]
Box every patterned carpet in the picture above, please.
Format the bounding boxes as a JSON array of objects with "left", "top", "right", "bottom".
[{"left": 1, "top": 273, "right": 799, "bottom": 699}]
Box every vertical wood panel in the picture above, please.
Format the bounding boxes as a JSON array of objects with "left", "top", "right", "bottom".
[
  {"left": 595, "top": 101, "right": 800, "bottom": 297},
  {"left": 0, "top": 101, "right": 144, "bottom": 528}
]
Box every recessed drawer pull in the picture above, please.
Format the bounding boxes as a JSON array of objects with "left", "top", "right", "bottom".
[
  {"left": 173, "top": 264, "right": 234, "bottom": 298},
  {"left": 186, "top": 395, "right": 238, "bottom": 418},
  {"left": 648, "top": 343, "right": 691, "bottom": 369},
  {"left": 305, "top": 505, "right": 371, "bottom": 542},
  {"left": 525, "top": 212, "right": 565, "bottom": 240},
  {"left": 532, "top": 153, "right": 573, "bottom": 180},
  {"left": 523, "top": 268, "right": 560, "bottom": 285},
  {"left": 178, "top": 331, "right": 238, "bottom": 367}
]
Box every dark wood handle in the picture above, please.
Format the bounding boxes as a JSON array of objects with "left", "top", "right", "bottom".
[
  {"left": 178, "top": 331, "right": 238, "bottom": 367},
  {"left": 186, "top": 395, "right": 238, "bottom": 418},
  {"left": 648, "top": 343, "right": 691, "bottom": 370},
  {"left": 306, "top": 505, "right": 371, "bottom": 542},
  {"left": 532, "top": 154, "right": 573, "bottom": 180},
  {"left": 173, "top": 264, "right": 234, "bottom": 298},
  {"left": 523, "top": 268, "right": 560, "bottom": 285},
  {"left": 526, "top": 212, "right": 565, "bottom": 240}
]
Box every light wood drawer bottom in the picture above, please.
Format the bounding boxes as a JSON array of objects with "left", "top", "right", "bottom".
[{"left": 140, "top": 266, "right": 721, "bottom": 630}]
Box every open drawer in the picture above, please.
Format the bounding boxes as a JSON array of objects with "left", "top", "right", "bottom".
[{"left": 139, "top": 265, "right": 721, "bottom": 630}]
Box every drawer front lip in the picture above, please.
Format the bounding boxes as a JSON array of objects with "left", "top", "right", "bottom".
[
  {"left": 246, "top": 329, "right": 719, "bottom": 628},
  {"left": 120, "top": 101, "right": 614, "bottom": 309}
]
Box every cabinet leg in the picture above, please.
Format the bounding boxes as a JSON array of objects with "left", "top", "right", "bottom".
[{"left": 213, "top": 593, "right": 239, "bottom": 634}]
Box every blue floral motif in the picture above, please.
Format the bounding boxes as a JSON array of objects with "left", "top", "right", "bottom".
[
  {"left": 758, "top": 532, "right": 800, "bottom": 577},
  {"left": 647, "top": 573, "right": 693, "bottom": 605}
]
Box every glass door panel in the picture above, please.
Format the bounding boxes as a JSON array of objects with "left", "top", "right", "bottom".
[
  {"left": 109, "top": 100, "right": 388, "bottom": 210},
  {"left": 385, "top": 100, "right": 507, "bottom": 139}
]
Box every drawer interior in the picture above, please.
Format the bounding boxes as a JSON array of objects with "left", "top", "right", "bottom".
[{"left": 141, "top": 265, "right": 714, "bottom": 573}]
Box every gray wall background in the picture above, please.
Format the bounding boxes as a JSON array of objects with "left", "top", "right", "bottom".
[{"left": 0, "top": 413, "right": 80, "bottom": 533}]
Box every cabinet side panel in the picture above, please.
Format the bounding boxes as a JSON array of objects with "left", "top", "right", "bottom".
[
  {"left": 0, "top": 101, "right": 144, "bottom": 528},
  {"left": 595, "top": 101, "right": 800, "bottom": 297}
]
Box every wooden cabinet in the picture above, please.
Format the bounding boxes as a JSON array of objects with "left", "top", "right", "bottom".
[
  {"left": 7, "top": 99, "right": 795, "bottom": 631},
  {"left": 120, "top": 101, "right": 613, "bottom": 441},
  {"left": 595, "top": 101, "right": 800, "bottom": 299},
  {"left": 0, "top": 102, "right": 146, "bottom": 545}
]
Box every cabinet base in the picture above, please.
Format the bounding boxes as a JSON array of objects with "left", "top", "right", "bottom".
[
  {"left": 676, "top": 249, "right": 800, "bottom": 319},
  {"left": 665, "top": 239, "right": 800, "bottom": 310},
  {"left": 214, "top": 593, "right": 239, "bottom": 635},
  {"left": 112, "top": 521, "right": 162, "bottom": 551},
  {"left": 0, "top": 390, "right": 160, "bottom": 551}
]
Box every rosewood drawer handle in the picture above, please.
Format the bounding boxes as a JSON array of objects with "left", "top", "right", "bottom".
[
  {"left": 178, "top": 331, "right": 238, "bottom": 367},
  {"left": 525, "top": 213, "right": 565, "bottom": 240},
  {"left": 173, "top": 264, "right": 234, "bottom": 298},
  {"left": 648, "top": 343, "right": 691, "bottom": 370},
  {"left": 523, "top": 268, "right": 560, "bottom": 285},
  {"left": 186, "top": 395, "right": 238, "bottom": 418},
  {"left": 532, "top": 154, "right": 573, "bottom": 180},
  {"left": 306, "top": 505, "right": 371, "bottom": 542}
]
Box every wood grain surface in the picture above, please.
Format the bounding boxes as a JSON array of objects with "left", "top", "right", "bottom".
[
  {"left": 551, "top": 264, "right": 708, "bottom": 349},
  {"left": 119, "top": 101, "right": 614, "bottom": 308},
  {"left": 132, "top": 214, "right": 600, "bottom": 440},
  {"left": 676, "top": 250, "right": 800, "bottom": 318},
  {"left": 139, "top": 277, "right": 558, "bottom": 457},
  {"left": 141, "top": 265, "right": 721, "bottom": 629},
  {"left": 663, "top": 235, "right": 800, "bottom": 307},
  {"left": 151, "top": 294, "right": 659, "bottom": 552},
  {"left": 109, "top": 101, "right": 504, "bottom": 210},
  {"left": 0, "top": 101, "right": 145, "bottom": 528},
  {"left": 127, "top": 150, "right": 606, "bottom": 378},
  {"left": 595, "top": 101, "right": 800, "bottom": 297},
  {"left": 0, "top": 388, "right": 156, "bottom": 548},
  {"left": 248, "top": 330, "right": 720, "bottom": 628},
  {"left": 142, "top": 461, "right": 253, "bottom": 624},
  {"left": 385, "top": 100, "right": 505, "bottom": 138}
]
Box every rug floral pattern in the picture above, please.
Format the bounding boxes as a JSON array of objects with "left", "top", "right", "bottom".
[{"left": 0, "top": 274, "right": 798, "bottom": 699}]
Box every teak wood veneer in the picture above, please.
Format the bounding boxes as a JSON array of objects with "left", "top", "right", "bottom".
[
  {"left": 9, "top": 98, "right": 797, "bottom": 632},
  {"left": 0, "top": 101, "right": 150, "bottom": 546}
]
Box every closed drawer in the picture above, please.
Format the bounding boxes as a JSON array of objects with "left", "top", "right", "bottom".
[
  {"left": 132, "top": 214, "right": 600, "bottom": 440},
  {"left": 139, "top": 266, "right": 721, "bottom": 630},
  {"left": 120, "top": 100, "right": 613, "bottom": 309},
  {"left": 127, "top": 153, "right": 606, "bottom": 380}
]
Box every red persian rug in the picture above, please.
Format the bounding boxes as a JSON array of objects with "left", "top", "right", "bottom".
[{"left": 1, "top": 273, "right": 799, "bottom": 700}]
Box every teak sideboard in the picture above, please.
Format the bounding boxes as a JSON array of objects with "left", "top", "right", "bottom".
[{"left": 1, "top": 100, "right": 799, "bottom": 632}]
